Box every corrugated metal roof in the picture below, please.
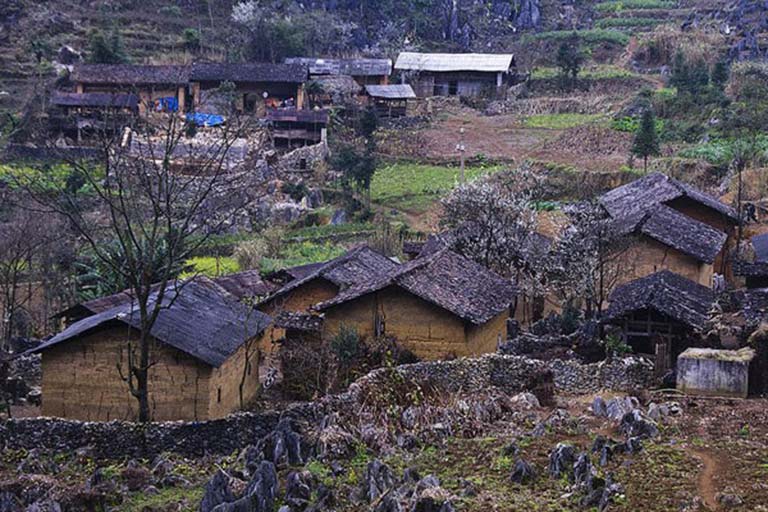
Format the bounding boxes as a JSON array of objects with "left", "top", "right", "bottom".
[
  {"left": 394, "top": 52, "right": 514, "bottom": 73},
  {"left": 285, "top": 57, "right": 391, "bottom": 77},
  {"left": 365, "top": 84, "right": 416, "bottom": 99}
]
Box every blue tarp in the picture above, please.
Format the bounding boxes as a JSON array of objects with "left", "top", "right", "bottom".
[
  {"left": 186, "top": 113, "right": 225, "bottom": 127},
  {"left": 156, "top": 97, "right": 179, "bottom": 112}
]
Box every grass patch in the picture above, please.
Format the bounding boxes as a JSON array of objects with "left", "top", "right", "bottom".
[
  {"left": 121, "top": 486, "right": 204, "bottom": 512},
  {"left": 595, "top": 17, "right": 668, "bottom": 28},
  {"left": 524, "top": 29, "right": 630, "bottom": 46},
  {"left": 260, "top": 240, "right": 345, "bottom": 275},
  {"left": 531, "top": 64, "right": 638, "bottom": 80},
  {"left": 181, "top": 256, "right": 239, "bottom": 278},
  {"left": 289, "top": 222, "right": 375, "bottom": 240},
  {"left": 595, "top": 0, "right": 676, "bottom": 12},
  {"left": 370, "top": 162, "right": 502, "bottom": 214},
  {"left": 677, "top": 136, "right": 768, "bottom": 167},
  {"left": 523, "top": 113, "right": 605, "bottom": 130}
]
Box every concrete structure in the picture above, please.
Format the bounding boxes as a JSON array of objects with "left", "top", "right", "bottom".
[{"left": 677, "top": 347, "right": 755, "bottom": 398}]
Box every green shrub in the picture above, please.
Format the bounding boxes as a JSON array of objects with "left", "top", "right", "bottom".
[
  {"left": 594, "top": 0, "right": 676, "bottom": 12},
  {"left": 612, "top": 116, "right": 664, "bottom": 134},
  {"left": 595, "top": 17, "right": 667, "bottom": 28},
  {"left": 523, "top": 113, "right": 605, "bottom": 130},
  {"left": 603, "top": 335, "right": 633, "bottom": 358},
  {"left": 181, "top": 256, "right": 239, "bottom": 278}
]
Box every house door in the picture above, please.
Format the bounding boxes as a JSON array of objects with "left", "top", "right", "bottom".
[{"left": 654, "top": 336, "right": 672, "bottom": 379}]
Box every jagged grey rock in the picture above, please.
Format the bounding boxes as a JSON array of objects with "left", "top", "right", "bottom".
[
  {"left": 360, "top": 459, "right": 396, "bottom": 503},
  {"left": 200, "top": 469, "right": 235, "bottom": 512},
  {"left": 619, "top": 410, "right": 659, "bottom": 439},
  {"left": 548, "top": 443, "right": 576, "bottom": 479},
  {"left": 510, "top": 459, "right": 537, "bottom": 484}
]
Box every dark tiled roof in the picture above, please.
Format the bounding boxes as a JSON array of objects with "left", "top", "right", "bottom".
[
  {"left": 736, "top": 288, "right": 768, "bottom": 323},
  {"left": 614, "top": 205, "right": 727, "bottom": 264},
  {"left": 734, "top": 260, "right": 768, "bottom": 277},
  {"left": 71, "top": 64, "right": 190, "bottom": 85},
  {"left": 285, "top": 57, "right": 391, "bottom": 76},
  {"left": 191, "top": 62, "right": 307, "bottom": 83},
  {"left": 262, "top": 246, "right": 399, "bottom": 304},
  {"left": 266, "top": 108, "right": 328, "bottom": 124},
  {"left": 316, "top": 249, "right": 517, "bottom": 325},
  {"left": 36, "top": 278, "right": 271, "bottom": 367},
  {"left": 274, "top": 311, "right": 324, "bottom": 332},
  {"left": 51, "top": 91, "right": 139, "bottom": 109},
  {"left": 214, "top": 270, "right": 275, "bottom": 299},
  {"left": 599, "top": 172, "right": 738, "bottom": 222},
  {"left": 603, "top": 270, "right": 714, "bottom": 330}
]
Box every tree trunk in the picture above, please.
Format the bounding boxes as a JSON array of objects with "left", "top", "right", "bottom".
[{"left": 137, "top": 330, "right": 151, "bottom": 422}]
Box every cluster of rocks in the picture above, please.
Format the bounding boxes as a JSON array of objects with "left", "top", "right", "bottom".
[{"left": 356, "top": 460, "right": 455, "bottom": 512}]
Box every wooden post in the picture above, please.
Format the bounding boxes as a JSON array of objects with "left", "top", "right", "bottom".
[{"left": 457, "top": 127, "right": 466, "bottom": 184}]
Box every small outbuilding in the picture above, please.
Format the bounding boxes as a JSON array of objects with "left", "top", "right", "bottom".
[
  {"left": 677, "top": 347, "right": 755, "bottom": 398},
  {"left": 35, "top": 278, "right": 271, "bottom": 422},
  {"left": 285, "top": 57, "right": 391, "bottom": 86},
  {"left": 394, "top": 52, "right": 517, "bottom": 97},
  {"left": 365, "top": 84, "right": 416, "bottom": 118},
  {"left": 602, "top": 270, "right": 715, "bottom": 376}
]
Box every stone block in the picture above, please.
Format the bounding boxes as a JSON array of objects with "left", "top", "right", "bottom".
[{"left": 676, "top": 348, "right": 755, "bottom": 398}]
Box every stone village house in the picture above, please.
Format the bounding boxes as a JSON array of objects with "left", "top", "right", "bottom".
[{"left": 34, "top": 278, "right": 271, "bottom": 422}]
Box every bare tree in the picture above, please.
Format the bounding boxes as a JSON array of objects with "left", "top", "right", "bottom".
[
  {"left": 0, "top": 205, "right": 62, "bottom": 349},
  {"left": 18, "top": 107, "right": 261, "bottom": 421}
]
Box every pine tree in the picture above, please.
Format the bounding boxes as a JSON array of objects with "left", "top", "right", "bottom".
[
  {"left": 669, "top": 50, "right": 689, "bottom": 91},
  {"left": 556, "top": 32, "right": 583, "bottom": 92},
  {"left": 711, "top": 59, "right": 729, "bottom": 90},
  {"left": 87, "top": 28, "right": 129, "bottom": 64},
  {"left": 632, "top": 108, "right": 660, "bottom": 173}
]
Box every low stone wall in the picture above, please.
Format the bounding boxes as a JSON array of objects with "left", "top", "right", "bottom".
[{"left": 0, "top": 355, "right": 652, "bottom": 459}]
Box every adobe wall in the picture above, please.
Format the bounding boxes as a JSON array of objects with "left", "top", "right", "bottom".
[
  {"left": 208, "top": 336, "right": 261, "bottom": 419},
  {"left": 466, "top": 310, "right": 509, "bottom": 355},
  {"left": 322, "top": 286, "right": 471, "bottom": 360},
  {"left": 616, "top": 237, "right": 713, "bottom": 288},
  {"left": 41, "top": 326, "right": 212, "bottom": 422}
]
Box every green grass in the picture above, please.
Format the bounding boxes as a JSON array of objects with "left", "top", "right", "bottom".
[
  {"left": 370, "top": 162, "right": 502, "bottom": 213},
  {"left": 260, "top": 241, "right": 345, "bottom": 275},
  {"left": 522, "top": 113, "right": 606, "bottom": 130},
  {"left": 524, "top": 29, "right": 630, "bottom": 46},
  {"left": 531, "top": 64, "right": 638, "bottom": 80},
  {"left": 181, "top": 256, "right": 239, "bottom": 278},
  {"left": 120, "top": 486, "right": 204, "bottom": 512},
  {"left": 289, "top": 222, "right": 375, "bottom": 240},
  {"left": 677, "top": 136, "right": 768, "bottom": 166},
  {"left": 594, "top": 0, "right": 676, "bottom": 12},
  {"left": 595, "top": 17, "right": 668, "bottom": 28}
]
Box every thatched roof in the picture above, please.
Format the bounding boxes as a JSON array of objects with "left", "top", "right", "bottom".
[
  {"left": 51, "top": 91, "right": 139, "bottom": 109},
  {"left": 365, "top": 84, "right": 416, "bottom": 99},
  {"left": 285, "top": 57, "right": 391, "bottom": 76},
  {"left": 613, "top": 205, "right": 727, "bottom": 264},
  {"left": 603, "top": 270, "right": 714, "bottom": 330},
  {"left": 71, "top": 64, "right": 189, "bottom": 85},
  {"left": 37, "top": 278, "right": 271, "bottom": 367},
  {"left": 191, "top": 62, "right": 307, "bottom": 83},
  {"left": 262, "top": 246, "right": 399, "bottom": 305},
  {"left": 316, "top": 249, "right": 517, "bottom": 325},
  {"left": 599, "top": 172, "right": 738, "bottom": 222},
  {"left": 395, "top": 52, "right": 515, "bottom": 73}
]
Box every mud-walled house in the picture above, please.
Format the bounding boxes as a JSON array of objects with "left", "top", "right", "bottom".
[
  {"left": 315, "top": 249, "right": 517, "bottom": 360},
  {"left": 394, "top": 52, "right": 517, "bottom": 98},
  {"left": 284, "top": 57, "right": 392, "bottom": 87},
  {"left": 365, "top": 84, "right": 416, "bottom": 119},
  {"left": 34, "top": 278, "right": 271, "bottom": 422},
  {"left": 599, "top": 172, "right": 738, "bottom": 287},
  {"left": 69, "top": 64, "right": 190, "bottom": 115},
  {"left": 189, "top": 62, "right": 308, "bottom": 115},
  {"left": 601, "top": 270, "right": 715, "bottom": 377},
  {"left": 257, "top": 246, "right": 400, "bottom": 352}
]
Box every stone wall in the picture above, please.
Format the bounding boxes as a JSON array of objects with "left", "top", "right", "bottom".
[{"left": 0, "top": 354, "right": 653, "bottom": 459}]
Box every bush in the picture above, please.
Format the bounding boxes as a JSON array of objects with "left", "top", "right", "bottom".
[
  {"left": 233, "top": 239, "right": 268, "bottom": 271},
  {"left": 595, "top": 17, "right": 667, "bottom": 28},
  {"left": 182, "top": 28, "right": 200, "bottom": 51},
  {"left": 603, "top": 335, "right": 633, "bottom": 358}
]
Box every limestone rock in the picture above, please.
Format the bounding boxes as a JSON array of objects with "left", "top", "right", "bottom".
[
  {"left": 200, "top": 470, "right": 235, "bottom": 512},
  {"left": 548, "top": 443, "right": 576, "bottom": 479},
  {"left": 510, "top": 459, "right": 537, "bottom": 484}
]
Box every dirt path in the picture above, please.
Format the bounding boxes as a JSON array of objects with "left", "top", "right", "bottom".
[{"left": 693, "top": 449, "right": 720, "bottom": 511}]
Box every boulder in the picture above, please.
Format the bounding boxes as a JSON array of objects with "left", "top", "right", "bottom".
[
  {"left": 284, "top": 471, "right": 312, "bottom": 509},
  {"left": 591, "top": 396, "right": 607, "bottom": 417},
  {"left": 619, "top": 410, "right": 658, "bottom": 439},
  {"left": 200, "top": 470, "right": 235, "bottom": 512},
  {"left": 573, "top": 453, "right": 594, "bottom": 488},
  {"left": 256, "top": 418, "right": 303, "bottom": 467},
  {"left": 548, "top": 443, "right": 576, "bottom": 480},
  {"left": 360, "top": 459, "right": 396, "bottom": 503},
  {"left": 510, "top": 459, "right": 537, "bottom": 484}
]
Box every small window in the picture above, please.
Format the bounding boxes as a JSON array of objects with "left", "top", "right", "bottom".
[
  {"left": 217, "top": 387, "right": 221, "bottom": 403},
  {"left": 299, "top": 158, "right": 307, "bottom": 170},
  {"left": 247, "top": 362, "right": 252, "bottom": 375}
]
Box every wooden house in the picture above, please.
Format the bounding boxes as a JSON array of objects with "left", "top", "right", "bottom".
[
  {"left": 70, "top": 64, "right": 190, "bottom": 115},
  {"left": 285, "top": 58, "right": 391, "bottom": 87},
  {"left": 189, "top": 62, "right": 308, "bottom": 115},
  {"left": 602, "top": 270, "right": 715, "bottom": 377},
  {"left": 365, "top": 84, "right": 416, "bottom": 118},
  {"left": 266, "top": 108, "right": 328, "bottom": 148},
  {"left": 314, "top": 249, "right": 517, "bottom": 360},
  {"left": 36, "top": 278, "right": 271, "bottom": 422},
  {"left": 394, "top": 52, "right": 517, "bottom": 98}
]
